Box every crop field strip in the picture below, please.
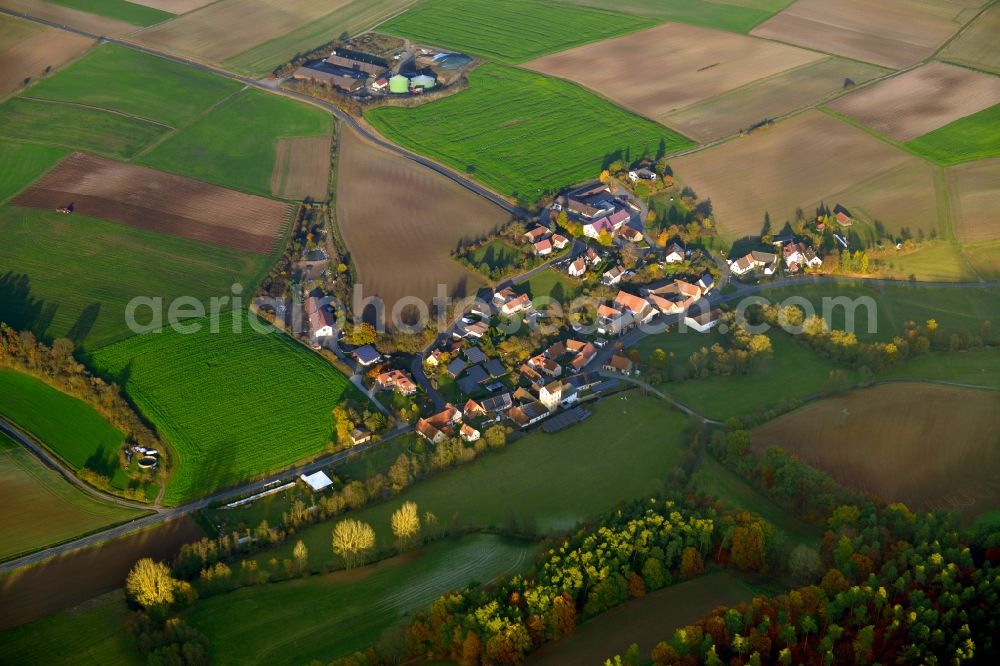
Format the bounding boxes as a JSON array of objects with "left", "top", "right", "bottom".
[
  {"left": 0, "top": 0, "right": 140, "bottom": 37},
  {"left": 939, "top": 2, "right": 1000, "bottom": 75},
  {"left": 89, "top": 312, "right": 358, "bottom": 505},
  {"left": 43, "top": 0, "right": 172, "bottom": 26},
  {"left": 550, "top": 0, "right": 795, "bottom": 33},
  {"left": 366, "top": 63, "right": 692, "bottom": 202},
  {"left": 270, "top": 136, "right": 332, "bottom": 201},
  {"left": 379, "top": 0, "right": 658, "bottom": 64},
  {"left": 0, "top": 13, "right": 94, "bottom": 98},
  {"left": 0, "top": 140, "right": 66, "bottom": 203},
  {"left": 905, "top": 103, "right": 1000, "bottom": 166},
  {"left": 946, "top": 158, "right": 1000, "bottom": 243}
]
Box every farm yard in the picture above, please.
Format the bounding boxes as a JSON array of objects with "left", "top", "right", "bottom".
[
  {"left": 13, "top": 153, "right": 292, "bottom": 254},
  {"left": 551, "top": 0, "right": 794, "bottom": 33},
  {"left": 663, "top": 57, "right": 890, "bottom": 143},
  {"left": 826, "top": 62, "right": 1000, "bottom": 142},
  {"left": 947, "top": 159, "right": 1000, "bottom": 243},
  {"left": 0, "top": 13, "right": 93, "bottom": 97},
  {"left": 0, "top": 0, "right": 140, "bottom": 37},
  {"left": 0, "top": 140, "right": 65, "bottom": 202},
  {"left": 89, "top": 312, "right": 358, "bottom": 505},
  {"left": 671, "top": 111, "right": 914, "bottom": 241},
  {"left": 270, "top": 136, "right": 332, "bottom": 201},
  {"left": 0, "top": 206, "right": 269, "bottom": 349},
  {"left": 379, "top": 0, "right": 655, "bottom": 64},
  {"left": 525, "top": 22, "right": 823, "bottom": 123},
  {"left": 750, "top": 0, "right": 980, "bottom": 68},
  {"left": 185, "top": 535, "right": 534, "bottom": 665},
  {"left": 366, "top": 63, "right": 691, "bottom": 202},
  {"left": 336, "top": 127, "right": 505, "bottom": 314},
  {"left": 939, "top": 1, "right": 1000, "bottom": 74},
  {"left": 0, "top": 432, "right": 145, "bottom": 563},
  {"left": 906, "top": 103, "right": 1000, "bottom": 165},
  {"left": 753, "top": 383, "right": 1000, "bottom": 518}
]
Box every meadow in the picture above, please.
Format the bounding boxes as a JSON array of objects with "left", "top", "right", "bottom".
[
  {"left": 0, "top": 370, "right": 127, "bottom": 482},
  {"left": 753, "top": 383, "right": 1000, "bottom": 517},
  {"left": 0, "top": 13, "right": 94, "bottom": 97},
  {"left": 140, "top": 88, "right": 332, "bottom": 197},
  {"left": 874, "top": 242, "right": 977, "bottom": 283},
  {"left": 46, "top": 0, "right": 172, "bottom": 26},
  {"left": 367, "top": 64, "right": 691, "bottom": 203},
  {"left": 89, "top": 312, "right": 358, "bottom": 504},
  {"left": 881, "top": 349, "right": 1000, "bottom": 388},
  {"left": 24, "top": 44, "right": 241, "bottom": 127},
  {"left": 0, "top": 140, "right": 65, "bottom": 203},
  {"left": 0, "top": 432, "right": 145, "bottom": 562},
  {"left": 552, "top": 0, "right": 793, "bottom": 33},
  {"left": 185, "top": 535, "right": 534, "bottom": 664},
  {"left": 379, "top": 0, "right": 655, "bottom": 64},
  {"left": 906, "top": 103, "right": 1000, "bottom": 165},
  {"left": 0, "top": 206, "right": 269, "bottom": 349},
  {"left": 961, "top": 240, "right": 1000, "bottom": 279}
]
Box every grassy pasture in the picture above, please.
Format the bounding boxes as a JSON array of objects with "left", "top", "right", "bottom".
[
  {"left": 140, "top": 88, "right": 332, "bottom": 196},
  {"left": 0, "top": 206, "right": 269, "bottom": 349},
  {"left": 89, "top": 313, "right": 357, "bottom": 504},
  {"left": 0, "top": 97, "right": 168, "bottom": 159},
  {"left": 25, "top": 44, "right": 241, "bottom": 127},
  {"left": 961, "top": 240, "right": 1000, "bottom": 280},
  {"left": 882, "top": 349, "right": 1000, "bottom": 389},
  {"left": 46, "top": 0, "right": 172, "bottom": 26},
  {"left": 186, "top": 535, "right": 534, "bottom": 665},
  {"left": 552, "top": 0, "right": 791, "bottom": 33},
  {"left": 0, "top": 13, "right": 94, "bottom": 97},
  {"left": 753, "top": 383, "right": 1000, "bottom": 517},
  {"left": 367, "top": 64, "right": 691, "bottom": 203},
  {"left": 0, "top": 435, "right": 145, "bottom": 562},
  {"left": 517, "top": 268, "right": 583, "bottom": 301},
  {"left": 875, "top": 242, "right": 977, "bottom": 283},
  {"left": 906, "top": 103, "right": 1000, "bottom": 165},
  {"left": 379, "top": 0, "right": 655, "bottom": 64},
  {"left": 939, "top": 2, "right": 1000, "bottom": 75},
  {"left": 0, "top": 369, "right": 127, "bottom": 483},
  {"left": 0, "top": 140, "right": 65, "bottom": 203}
]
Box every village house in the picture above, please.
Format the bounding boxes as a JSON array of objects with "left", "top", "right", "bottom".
[
  {"left": 460, "top": 423, "right": 480, "bottom": 442},
  {"left": 604, "top": 354, "right": 634, "bottom": 375},
  {"left": 614, "top": 290, "right": 655, "bottom": 324},
  {"left": 524, "top": 226, "right": 549, "bottom": 243},
  {"left": 500, "top": 292, "right": 531, "bottom": 316},
  {"left": 663, "top": 241, "right": 686, "bottom": 264},
  {"left": 617, "top": 226, "right": 644, "bottom": 243},
  {"left": 696, "top": 273, "right": 715, "bottom": 294},
  {"left": 567, "top": 257, "right": 586, "bottom": 277},
  {"left": 597, "top": 303, "right": 634, "bottom": 337},
  {"left": 416, "top": 404, "right": 462, "bottom": 443},
  {"left": 783, "top": 242, "right": 822, "bottom": 271},
  {"left": 730, "top": 250, "right": 778, "bottom": 276},
  {"left": 508, "top": 401, "right": 550, "bottom": 428},
  {"left": 551, "top": 233, "right": 569, "bottom": 250},
  {"left": 527, "top": 353, "right": 562, "bottom": 378},
  {"left": 628, "top": 167, "right": 658, "bottom": 183},
  {"left": 520, "top": 363, "right": 544, "bottom": 386},
  {"left": 569, "top": 342, "right": 597, "bottom": 371},
  {"left": 560, "top": 196, "right": 603, "bottom": 220},
  {"left": 424, "top": 349, "right": 444, "bottom": 367},
  {"left": 684, "top": 307, "right": 723, "bottom": 333},
  {"left": 481, "top": 392, "right": 513, "bottom": 415},
  {"left": 585, "top": 247, "right": 601, "bottom": 266},
  {"left": 349, "top": 428, "right": 372, "bottom": 445},
  {"left": 533, "top": 238, "right": 553, "bottom": 256},
  {"left": 835, "top": 211, "right": 853, "bottom": 227},
  {"left": 376, "top": 369, "right": 417, "bottom": 396},
  {"left": 602, "top": 265, "right": 625, "bottom": 286},
  {"left": 645, "top": 279, "right": 702, "bottom": 316},
  {"left": 371, "top": 77, "right": 388, "bottom": 92},
  {"left": 463, "top": 398, "right": 485, "bottom": 419},
  {"left": 305, "top": 296, "right": 336, "bottom": 339},
  {"left": 583, "top": 209, "right": 630, "bottom": 239},
  {"left": 539, "top": 380, "right": 563, "bottom": 412},
  {"left": 459, "top": 320, "right": 489, "bottom": 339},
  {"left": 352, "top": 345, "right": 381, "bottom": 367},
  {"left": 446, "top": 356, "right": 467, "bottom": 378},
  {"left": 464, "top": 346, "right": 487, "bottom": 365}
]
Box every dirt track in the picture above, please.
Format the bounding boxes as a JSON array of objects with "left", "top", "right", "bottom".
[{"left": 13, "top": 153, "right": 290, "bottom": 254}]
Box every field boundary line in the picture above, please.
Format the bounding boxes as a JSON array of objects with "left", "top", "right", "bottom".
[
  {"left": 19, "top": 95, "right": 174, "bottom": 128},
  {"left": 930, "top": 0, "right": 997, "bottom": 61},
  {"left": 129, "top": 83, "right": 245, "bottom": 159}
]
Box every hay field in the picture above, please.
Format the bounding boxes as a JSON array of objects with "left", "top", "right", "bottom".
[
  {"left": 947, "top": 159, "right": 1000, "bottom": 242},
  {"left": 828, "top": 159, "right": 943, "bottom": 238},
  {"left": 671, "top": 111, "right": 911, "bottom": 240},
  {"left": 336, "top": 128, "right": 505, "bottom": 313},
  {"left": 14, "top": 153, "right": 291, "bottom": 254},
  {"left": 0, "top": 0, "right": 139, "bottom": 37},
  {"left": 0, "top": 14, "right": 93, "bottom": 97},
  {"left": 132, "top": 0, "right": 355, "bottom": 63},
  {"left": 940, "top": 2, "right": 1000, "bottom": 74},
  {"left": 751, "top": 0, "right": 979, "bottom": 68},
  {"left": 753, "top": 383, "right": 1000, "bottom": 517},
  {"left": 826, "top": 62, "right": 1000, "bottom": 141},
  {"left": 664, "top": 57, "right": 890, "bottom": 142},
  {"left": 526, "top": 22, "right": 822, "bottom": 122},
  {"left": 271, "top": 136, "right": 331, "bottom": 201},
  {"left": 552, "top": 0, "right": 793, "bottom": 33}
]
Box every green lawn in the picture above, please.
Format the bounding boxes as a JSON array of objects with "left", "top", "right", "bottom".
[
  {"left": 0, "top": 369, "right": 126, "bottom": 480},
  {"left": 25, "top": 45, "right": 242, "bottom": 127},
  {"left": 0, "top": 206, "right": 269, "bottom": 349},
  {"left": 0, "top": 97, "right": 169, "bottom": 159},
  {"left": 140, "top": 88, "right": 332, "bottom": 196},
  {"left": 906, "top": 103, "right": 1000, "bottom": 165},
  {"left": 89, "top": 312, "right": 358, "bottom": 504},
  {"left": 186, "top": 534, "right": 534, "bottom": 665},
  {"left": 0, "top": 440, "right": 145, "bottom": 561},
  {"left": 379, "top": 0, "right": 656, "bottom": 63},
  {"left": 243, "top": 396, "right": 689, "bottom": 569},
  {"left": 366, "top": 63, "right": 692, "bottom": 203},
  {"left": 466, "top": 238, "right": 521, "bottom": 271},
  {"left": 0, "top": 591, "right": 139, "bottom": 666},
  {"left": 47, "top": 0, "right": 172, "bottom": 26},
  {"left": 882, "top": 349, "right": 1000, "bottom": 388},
  {"left": 0, "top": 140, "right": 66, "bottom": 203},
  {"left": 553, "top": 0, "right": 791, "bottom": 33},
  {"left": 517, "top": 267, "right": 583, "bottom": 301}
]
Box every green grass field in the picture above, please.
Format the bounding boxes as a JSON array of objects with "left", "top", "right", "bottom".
[
  {"left": 0, "top": 141, "right": 66, "bottom": 203},
  {"left": 878, "top": 242, "right": 978, "bottom": 282},
  {"left": 47, "top": 0, "right": 172, "bottom": 26},
  {"left": 89, "top": 313, "right": 358, "bottom": 504},
  {"left": 553, "top": 0, "right": 791, "bottom": 33},
  {"left": 0, "top": 369, "right": 127, "bottom": 482},
  {"left": 380, "top": 0, "right": 655, "bottom": 63},
  {"left": 906, "top": 103, "right": 1000, "bottom": 165},
  {"left": 0, "top": 97, "right": 169, "bottom": 159},
  {"left": 517, "top": 268, "right": 583, "bottom": 301},
  {"left": 25, "top": 45, "right": 242, "bottom": 127},
  {"left": 881, "top": 349, "right": 1000, "bottom": 388},
  {"left": 223, "top": 0, "right": 419, "bottom": 77},
  {"left": 186, "top": 534, "right": 534, "bottom": 665},
  {"left": 961, "top": 240, "right": 1000, "bottom": 281},
  {"left": 0, "top": 434, "right": 145, "bottom": 562},
  {"left": 0, "top": 206, "right": 269, "bottom": 349},
  {"left": 367, "top": 64, "right": 691, "bottom": 202},
  {"left": 140, "top": 88, "right": 332, "bottom": 196},
  {"left": 465, "top": 238, "right": 520, "bottom": 271}
]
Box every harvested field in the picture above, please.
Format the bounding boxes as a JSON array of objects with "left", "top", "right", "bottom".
[
  {"left": 0, "top": 0, "right": 138, "bottom": 37},
  {"left": 526, "top": 22, "right": 822, "bottom": 121},
  {"left": 128, "top": 0, "right": 216, "bottom": 13},
  {"left": 13, "top": 153, "right": 291, "bottom": 254},
  {"left": 753, "top": 383, "right": 1000, "bottom": 517},
  {"left": 0, "top": 14, "right": 93, "bottom": 97},
  {"left": 828, "top": 159, "right": 943, "bottom": 238},
  {"left": 133, "top": 0, "right": 354, "bottom": 63},
  {"left": 940, "top": 2, "right": 1000, "bottom": 75},
  {"left": 671, "top": 111, "right": 912, "bottom": 240},
  {"left": 827, "top": 62, "right": 1000, "bottom": 141},
  {"left": 337, "top": 127, "right": 505, "bottom": 314},
  {"left": 271, "top": 136, "right": 331, "bottom": 200},
  {"left": 751, "top": 0, "right": 979, "bottom": 68},
  {"left": 664, "top": 57, "right": 890, "bottom": 142},
  {"left": 947, "top": 158, "right": 1000, "bottom": 242}
]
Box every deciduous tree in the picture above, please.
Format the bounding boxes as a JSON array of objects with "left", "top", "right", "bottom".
[
  {"left": 126, "top": 558, "right": 178, "bottom": 608},
  {"left": 391, "top": 501, "right": 421, "bottom": 550},
  {"left": 332, "top": 518, "right": 375, "bottom": 569}
]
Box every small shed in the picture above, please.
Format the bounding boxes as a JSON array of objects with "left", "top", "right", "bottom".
[
  {"left": 301, "top": 470, "right": 333, "bottom": 491},
  {"left": 389, "top": 74, "right": 409, "bottom": 93}
]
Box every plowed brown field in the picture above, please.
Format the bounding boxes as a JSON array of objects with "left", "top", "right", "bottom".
[
  {"left": 0, "top": 14, "right": 94, "bottom": 97},
  {"left": 0, "top": 0, "right": 138, "bottom": 38},
  {"left": 13, "top": 153, "right": 290, "bottom": 254}
]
